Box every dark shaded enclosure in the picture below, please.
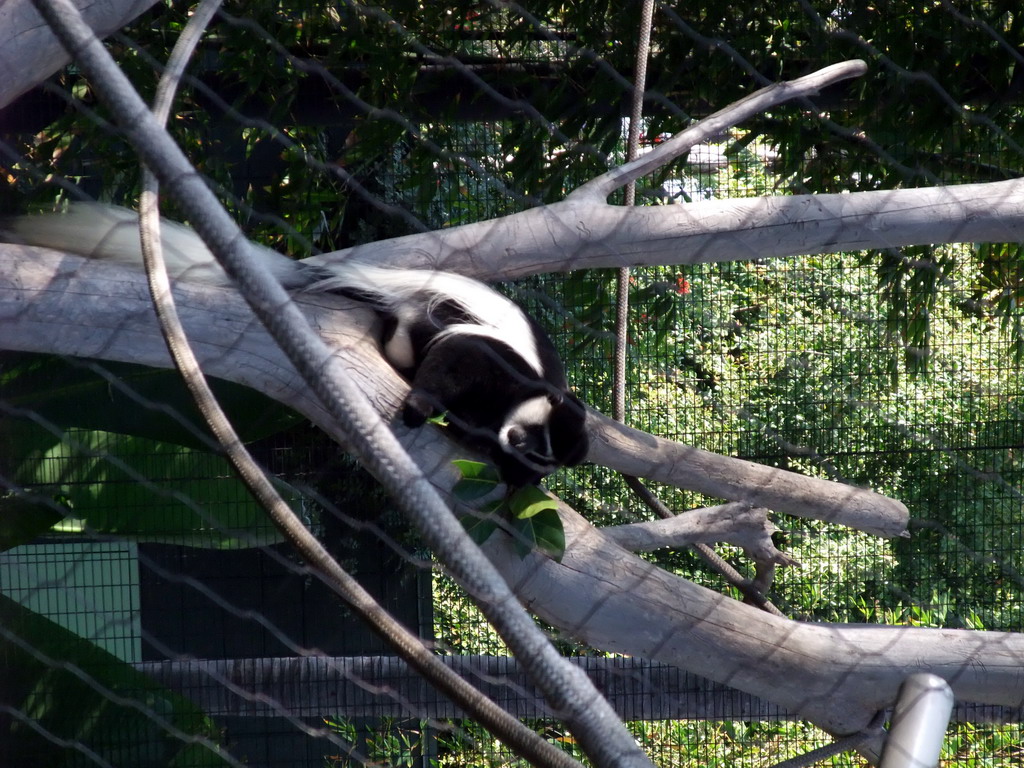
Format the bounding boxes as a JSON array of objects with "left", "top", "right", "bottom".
[{"left": 1, "top": 2, "right": 1022, "bottom": 766}]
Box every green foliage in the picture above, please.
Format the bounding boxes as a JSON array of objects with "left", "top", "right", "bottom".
[
  {"left": 5, "top": 2, "right": 1024, "bottom": 763},
  {"left": 590, "top": 244, "right": 1022, "bottom": 623},
  {"left": 323, "top": 716, "right": 424, "bottom": 768},
  {"left": 427, "top": 717, "right": 583, "bottom": 768},
  {"left": 0, "top": 593, "right": 230, "bottom": 767},
  {"left": 626, "top": 719, "right": 874, "bottom": 768},
  {"left": 872, "top": 245, "right": 959, "bottom": 375},
  {"left": 0, "top": 353, "right": 307, "bottom": 550},
  {"left": 943, "top": 722, "right": 1024, "bottom": 768},
  {"left": 450, "top": 459, "right": 501, "bottom": 502},
  {"left": 1, "top": 419, "right": 300, "bottom": 549},
  {"left": 413, "top": 714, "right": 1024, "bottom": 767},
  {"left": 0, "top": 354, "right": 302, "bottom": 449},
  {"left": 452, "top": 460, "right": 564, "bottom": 561},
  {"left": 432, "top": 569, "right": 510, "bottom": 656},
  {"left": 970, "top": 242, "right": 1024, "bottom": 362}
]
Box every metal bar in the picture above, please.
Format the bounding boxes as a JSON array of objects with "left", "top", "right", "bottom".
[{"left": 880, "top": 673, "right": 955, "bottom": 768}]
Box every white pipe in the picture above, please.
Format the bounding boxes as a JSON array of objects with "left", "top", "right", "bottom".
[{"left": 880, "top": 673, "right": 954, "bottom": 768}]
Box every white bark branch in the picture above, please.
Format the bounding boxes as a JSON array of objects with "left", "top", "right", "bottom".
[
  {"left": 589, "top": 410, "right": 909, "bottom": 538},
  {"left": 0, "top": 246, "right": 907, "bottom": 536},
  {"left": 600, "top": 503, "right": 796, "bottom": 567},
  {"left": 569, "top": 60, "right": 868, "bottom": 203},
  {"left": 484, "top": 505, "right": 1024, "bottom": 758},
  {"left": 0, "top": 0, "right": 159, "bottom": 109},
  {"left": 309, "top": 179, "right": 1024, "bottom": 282}
]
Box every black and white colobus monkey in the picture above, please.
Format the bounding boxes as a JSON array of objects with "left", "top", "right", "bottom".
[{"left": 8, "top": 204, "right": 589, "bottom": 486}]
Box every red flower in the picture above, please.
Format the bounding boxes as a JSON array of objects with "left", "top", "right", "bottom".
[{"left": 676, "top": 277, "right": 691, "bottom": 295}]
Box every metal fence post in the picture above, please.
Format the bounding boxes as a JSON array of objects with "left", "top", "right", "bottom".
[{"left": 880, "top": 673, "right": 954, "bottom": 768}]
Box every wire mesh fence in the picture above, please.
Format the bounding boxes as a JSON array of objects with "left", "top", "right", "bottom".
[{"left": 1, "top": 1, "right": 1023, "bottom": 767}]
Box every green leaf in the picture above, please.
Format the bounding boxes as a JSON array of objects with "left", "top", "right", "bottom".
[
  {"left": 0, "top": 494, "right": 65, "bottom": 552},
  {"left": 0, "top": 353, "right": 302, "bottom": 450},
  {"left": 426, "top": 412, "right": 450, "bottom": 427},
  {"left": 509, "top": 507, "right": 565, "bottom": 562},
  {"left": 0, "top": 594, "right": 232, "bottom": 767},
  {"left": 451, "top": 467, "right": 564, "bottom": 558},
  {"left": 1, "top": 420, "right": 298, "bottom": 549},
  {"left": 451, "top": 460, "right": 501, "bottom": 502},
  {"left": 451, "top": 459, "right": 500, "bottom": 480},
  {"left": 508, "top": 484, "right": 558, "bottom": 519},
  {"left": 459, "top": 508, "right": 500, "bottom": 546}
]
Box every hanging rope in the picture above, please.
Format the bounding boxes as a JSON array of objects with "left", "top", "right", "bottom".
[
  {"left": 613, "top": 0, "right": 656, "bottom": 422},
  {"left": 611, "top": 1, "right": 786, "bottom": 617}
]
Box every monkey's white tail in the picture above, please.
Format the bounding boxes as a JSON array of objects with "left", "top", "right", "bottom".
[
  {"left": 7, "top": 203, "right": 306, "bottom": 287},
  {"left": 8, "top": 202, "right": 544, "bottom": 374}
]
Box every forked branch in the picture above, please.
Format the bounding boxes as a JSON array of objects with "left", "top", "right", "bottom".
[
  {"left": 568, "top": 59, "right": 868, "bottom": 202},
  {"left": 600, "top": 503, "right": 796, "bottom": 567}
]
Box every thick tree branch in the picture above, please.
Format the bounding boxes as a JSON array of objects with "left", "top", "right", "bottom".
[
  {"left": 621, "top": 475, "right": 788, "bottom": 616},
  {"left": 0, "top": 247, "right": 908, "bottom": 536},
  {"left": 310, "top": 179, "right": 1024, "bottom": 281},
  {"left": 589, "top": 410, "right": 910, "bottom": 538},
  {"left": 0, "top": 0, "right": 159, "bottom": 109},
  {"left": 3, "top": 248, "right": 1022, "bottom": 754},
  {"left": 484, "top": 504, "right": 1024, "bottom": 759},
  {"left": 301, "top": 62, "right": 1024, "bottom": 281}
]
